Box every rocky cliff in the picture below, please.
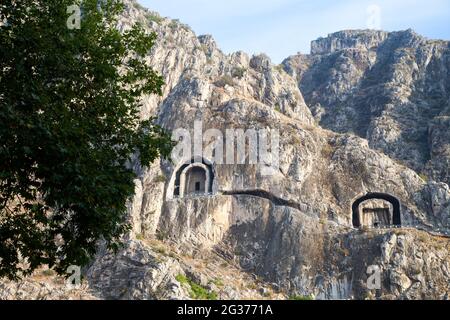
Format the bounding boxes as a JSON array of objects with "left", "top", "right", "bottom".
[
  {"left": 283, "top": 29, "right": 450, "bottom": 185},
  {"left": 2, "top": 0, "right": 449, "bottom": 300}
]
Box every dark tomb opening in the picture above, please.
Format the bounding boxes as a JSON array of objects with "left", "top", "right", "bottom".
[
  {"left": 173, "top": 158, "right": 214, "bottom": 198},
  {"left": 352, "top": 192, "right": 401, "bottom": 228}
]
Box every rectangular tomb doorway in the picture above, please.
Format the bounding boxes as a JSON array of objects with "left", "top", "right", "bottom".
[{"left": 361, "top": 208, "right": 391, "bottom": 228}]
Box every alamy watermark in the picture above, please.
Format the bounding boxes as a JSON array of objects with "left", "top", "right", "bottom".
[
  {"left": 366, "top": 265, "right": 381, "bottom": 290},
  {"left": 66, "top": 5, "right": 82, "bottom": 30},
  {"left": 66, "top": 265, "right": 81, "bottom": 289},
  {"left": 366, "top": 4, "right": 382, "bottom": 30},
  {"left": 66, "top": 0, "right": 109, "bottom": 30},
  {"left": 171, "top": 121, "right": 280, "bottom": 176}
]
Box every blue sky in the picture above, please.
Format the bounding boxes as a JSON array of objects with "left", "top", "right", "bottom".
[{"left": 138, "top": 0, "right": 450, "bottom": 63}]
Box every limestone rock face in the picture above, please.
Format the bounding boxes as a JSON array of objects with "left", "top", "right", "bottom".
[
  {"left": 0, "top": 272, "right": 96, "bottom": 300},
  {"left": 115, "top": 1, "right": 449, "bottom": 300},
  {"left": 156, "top": 195, "right": 450, "bottom": 299},
  {"left": 2, "top": 0, "right": 449, "bottom": 300},
  {"left": 84, "top": 239, "right": 283, "bottom": 300},
  {"left": 85, "top": 240, "right": 190, "bottom": 300},
  {"left": 283, "top": 29, "right": 450, "bottom": 185},
  {"left": 310, "top": 30, "right": 390, "bottom": 55}
]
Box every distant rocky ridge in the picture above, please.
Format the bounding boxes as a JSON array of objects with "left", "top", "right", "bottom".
[
  {"left": 1, "top": 0, "right": 449, "bottom": 300},
  {"left": 283, "top": 29, "right": 450, "bottom": 185}
]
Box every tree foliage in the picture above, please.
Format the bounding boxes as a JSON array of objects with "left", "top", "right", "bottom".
[{"left": 0, "top": 0, "right": 173, "bottom": 279}]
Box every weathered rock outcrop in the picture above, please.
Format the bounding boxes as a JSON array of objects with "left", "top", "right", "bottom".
[
  {"left": 0, "top": 272, "right": 96, "bottom": 300},
  {"left": 2, "top": 0, "right": 449, "bottom": 300},
  {"left": 283, "top": 30, "right": 450, "bottom": 185},
  {"left": 116, "top": 1, "right": 449, "bottom": 300},
  {"left": 84, "top": 239, "right": 284, "bottom": 300}
]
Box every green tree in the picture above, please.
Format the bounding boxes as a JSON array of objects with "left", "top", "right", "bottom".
[{"left": 0, "top": 0, "right": 173, "bottom": 279}]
